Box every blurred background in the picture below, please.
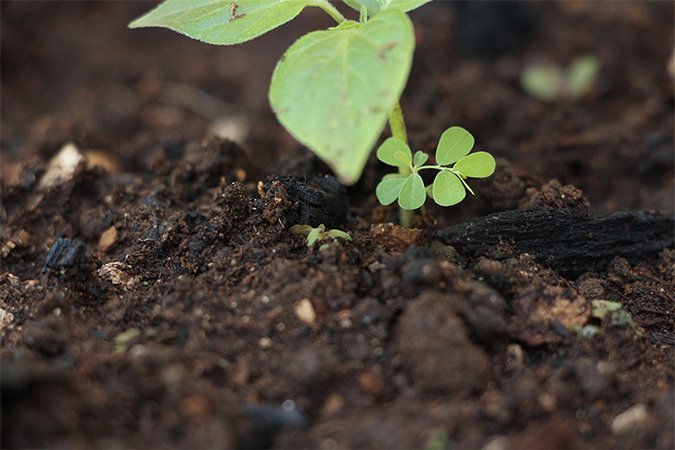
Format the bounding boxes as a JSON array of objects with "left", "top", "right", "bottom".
[{"left": 2, "top": 1, "right": 673, "bottom": 213}]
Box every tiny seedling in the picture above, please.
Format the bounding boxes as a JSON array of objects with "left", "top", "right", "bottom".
[
  {"left": 574, "top": 299, "right": 636, "bottom": 338},
  {"left": 521, "top": 55, "right": 601, "bottom": 103},
  {"left": 130, "top": 1, "right": 496, "bottom": 226},
  {"left": 375, "top": 126, "right": 495, "bottom": 210},
  {"left": 290, "top": 224, "right": 352, "bottom": 251},
  {"left": 114, "top": 328, "right": 140, "bottom": 353}
]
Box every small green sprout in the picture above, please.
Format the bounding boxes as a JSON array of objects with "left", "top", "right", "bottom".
[
  {"left": 290, "top": 224, "right": 352, "bottom": 251},
  {"left": 591, "top": 299, "right": 635, "bottom": 327},
  {"left": 574, "top": 299, "right": 636, "bottom": 338},
  {"left": 375, "top": 126, "right": 496, "bottom": 210},
  {"left": 521, "top": 55, "right": 601, "bottom": 103},
  {"left": 114, "top": 328, "right": 140, "bottom": 353}
]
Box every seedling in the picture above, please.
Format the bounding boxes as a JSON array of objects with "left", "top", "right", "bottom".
[
  {"left": 130, "top": 1, "right": 495, "bottom": 226},
  {"left": 114, "top": 328, "right": 140, "bottom": 353},
  {"left": 376, "top": 126, "right": 495, "bottom": 209},
  {"left": 521, "top": 55, "right": 601, "bottom": 103},
  {"left": 290, "top": 224, "right": 352, "bottom": 251},
  {"left": 574, "top": 299, "right": 636, "bottom": 338}
]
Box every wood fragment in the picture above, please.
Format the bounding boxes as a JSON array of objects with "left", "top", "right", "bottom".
[{"left": 436, "top": 208, "right": 674, "bottom": 277}]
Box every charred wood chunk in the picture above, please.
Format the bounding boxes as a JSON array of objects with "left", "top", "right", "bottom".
[
  {"left": 41, "top": 238, "right": 83, "bottom": 274},
  {"left": 267, "top": 175, "right": 348, "bottom": 229},
  {"left": 436, "top": 208, "right": 674, "bottom": 278}
]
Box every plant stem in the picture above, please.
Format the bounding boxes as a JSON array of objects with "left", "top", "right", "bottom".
[
  {"left": 388, "top": 101, "right": 413, "bottom": 227},
  {"left": 312, "top": 0, "right": 346, "bottom": 24}
]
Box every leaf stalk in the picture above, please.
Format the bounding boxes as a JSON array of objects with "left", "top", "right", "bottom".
[
  {"left": 388, "top": 100, "right": 413, "bottom": 227},
  {"left": 311, "top": 0, "right": 347, "bottom": 24}
]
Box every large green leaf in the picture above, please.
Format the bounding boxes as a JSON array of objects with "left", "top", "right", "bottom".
[
  {"left": 432, "top": 171, "right": 465, "bottom": 206},
  {"left": 376, "top": 174, "right": 407, "bottom": 205},
  {"left": 436, "top": 126, "right": 474, "bottom": 166},
  {"left": 453, "top": 152, "right": 496, "bottom": 178},
  {"left": 129, "top": 0, "right": 313, "bottom": 45},
  {"left": 398, "top": 173, "right": 426, "bottom": 210},
  {"left": 270, "top": 10, "right": 414, "bottom": 184},
  {"left": 343, "top": 0, "right": 432, "bottom": 15}
]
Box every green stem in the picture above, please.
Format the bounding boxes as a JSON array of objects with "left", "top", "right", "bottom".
[
  {"left": 311, "top": 0, "right": 346, "bottom": 24},
  {"left": 388, "top": 101, "right": 413, "bottom": 227}
]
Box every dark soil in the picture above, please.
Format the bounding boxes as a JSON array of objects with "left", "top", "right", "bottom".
[{"left": 1, "top": 2, "right": 674, "bottom": 448}]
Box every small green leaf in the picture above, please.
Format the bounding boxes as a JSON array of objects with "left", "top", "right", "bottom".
[
  {"left": 436, "top": 126, "right": 475, "bottom": 165},
  {"left": 432, "top": 171, "right": 466, "bottom": 206},
  {"left": 453, "top": 152, "right": 496, "bottom": 178},
  {"left": 129, "top": 0, "right": 313, "bottom": 45},
  {"left": 307, "top": 226, "right": 324, "bottom": 246},
  {"left": 425, "top": 184, "right": 434, "bottom": 198},
  {"left": 270, "top": 9, "right": 414, "bottom": 184},
  {"left": 591, "top": 299, "right": 623, "bottom": 319},
  {"left": 398, "top": 173, "right": 426, "bottom": 210},
  {"left": 413, "top": 150, "right": 429, "bottom": 168},
  {"left": 290, "top": 224, "right": 314, "bottom": 236},
  {"left": 325, "top": 229, "right": 352, "bottom": 241},
  {"left": 376, "top": 174, "right": 407, "bottom": 205},
  {"left": 521, "top": 64, "right": 563, "bottom": 103},
  {"left": 567, "top": 55, "right": 600, "bottom": 100},
  {"left": 343, "top": 0, "right": 432, "bottom": 15},
  {"left": 377, "top": 137, "right": 412, "bottom": 167}
]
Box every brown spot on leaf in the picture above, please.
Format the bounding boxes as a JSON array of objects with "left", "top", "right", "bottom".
[
  {"left": 378, "top": 42, "right": 397, "bottom": 62},
  {"left": 229, "top": 1, "right": 245, "bottom": 20}
]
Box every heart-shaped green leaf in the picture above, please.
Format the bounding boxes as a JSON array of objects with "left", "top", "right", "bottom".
[
  {"left": 377, "top": 137, "right": 412, "bottom": 167},
  {"left": 129, "top": 0, "right": 313, "bottom": 45},
  {"left": 398, "top": 173, "right": 426, "bottom": 210},
  {"left": 413, "top": 150, "right": 429, "bottom": 167},
  {"left": 453, "top": 151, "right": 496, "bottom": 178},
  {"left": 436, "top": 126, "right": 475, "bottom": 165},
  {"left": 432, "top": 171, "right": 466, "bottom": 206},
  {"left": 269, "top": 9, "right": 414, "bottom": 185},
  {"left": 343, "top": 0, "right": 432, "bottom": 15},
  {"left": 376, "top": 174, "right": 407, "bottom": 205}
]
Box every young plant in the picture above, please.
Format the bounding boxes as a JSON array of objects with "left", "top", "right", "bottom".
[
  {"left": 375, "top": 126, "right": 495, "bottom": 210},
  {"left": 521, "top": 55, "right": 601, "bottom": 103},
  {"left": 130, "top": 0, "right": 427, "bottom": 186},
  {"left": 290, "top": 224, "right": 352, "bottom": 251},
  {"left": 130, "top": 1, "right": 494, "bottom": 226}
]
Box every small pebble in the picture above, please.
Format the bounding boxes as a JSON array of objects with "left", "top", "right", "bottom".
[
  {"left": 97, "top": 262, "right": 138, "bottom": 288},
  {"left": 0, "top": 308, "right": 15, "bottom": 330},
  {"left": 320, "top": 393, "right": 344, "bottom": 417},
  {"left": 39, "top": 143, "right": 83, "bottom": 189},
  {"left": 98, "top": 226, "right": 118, "bottom": 253},
  {"left": 294, "top": 298, "right": 316, "bottom": 326},
  {"left": 611, "top": 403, "right": 650, "bottom": 435},
  {"left": 258, "top": 337, "right": 273, "bottom": 349}
]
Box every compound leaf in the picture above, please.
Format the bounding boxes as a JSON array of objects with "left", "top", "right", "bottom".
[
  {"left": 270, "top": 9, "right": 414, "bottom": 185},
  {"left": 398, "top": 173, "right": 426, "bottom": 210},
  {"left": 413, "top": 150, "right": 429, "bottom": 167},
  {"left": 436, "top": 126, "right": 474, "bottom": 165},
  {"left": 453, "top": 151, "right": 496, "bottom": 178},
  {"left": 377, "top": 137, "right": 412, "bottom": 167},
  {"left": 376, "top": 174, "right": 407, "bottom": 205},
  {"left": 432, "top": 171, "right": 466, "bottom": 206},
  {"left": 129, "top": 0, "right": 314, "bottom": 45},
  {"left": 343, "top": 0, "right": 432, "bottom": 15}
]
